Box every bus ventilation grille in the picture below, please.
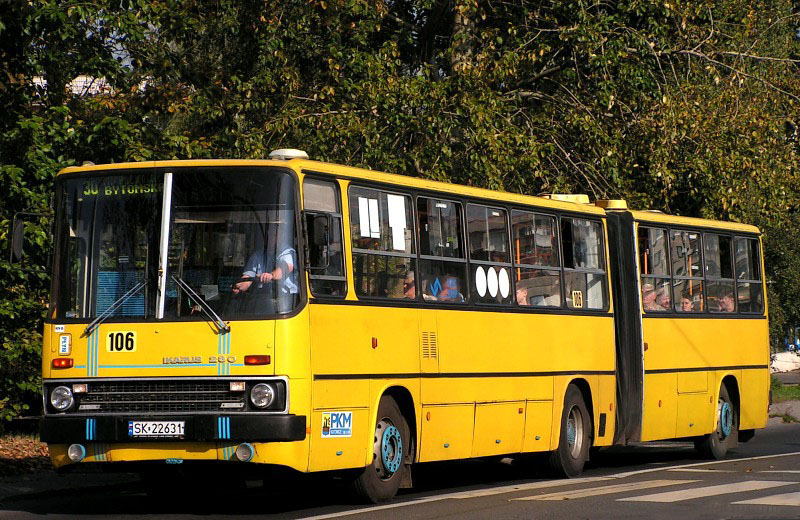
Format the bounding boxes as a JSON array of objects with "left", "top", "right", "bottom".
[{"left": 421, "top": 332, "right": 438, "bottom": 359}]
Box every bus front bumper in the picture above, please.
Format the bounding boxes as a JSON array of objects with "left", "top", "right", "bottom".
[{"left": 40, "top": 414, "right": 307, "bottom": 443}]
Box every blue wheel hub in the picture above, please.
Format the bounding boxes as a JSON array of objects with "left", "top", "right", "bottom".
[
  {"left": 719, "top": 401, "right": 733, "bottom": 437},
  {"left": 567, "top": 418, "right": 576, "bottom": 446},
  {"left": 381, "top": 425, "right": 403, "bottom": 475}
]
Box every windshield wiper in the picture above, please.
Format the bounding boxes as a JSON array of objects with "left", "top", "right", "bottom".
[
  {"left": 171, "top": 276, "right": 230, "bottom": 334},
  {"left": 82, "top": 280, "right": 148, "bottom": 338}
]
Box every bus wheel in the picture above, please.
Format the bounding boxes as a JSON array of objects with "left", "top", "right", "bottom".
[
  {"left": 548, "top": 385, "right": 591, "bottom": 478},
  {"left": 695, "top": 385, "right": 737, "bottom": 459},
  {"left": 353, "top": 396, "right": 410, "bottom": 503}
]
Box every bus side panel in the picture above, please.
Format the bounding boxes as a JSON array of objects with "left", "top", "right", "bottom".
[
  {"left": 740, "top": 369, "right": 769, "bottom": 430},
  {"left": 419, "top": 404, "right": 475, "bottom": 462},
  {"left": 641, "top": 372, "right": 678, "bottom": 441},
  {"left": 641, "top": 316, "right": 768, "bottom": 441},
  {"left": 522, "top": 401, "right": 553, "bottom": 452},
  {"left": 676, "top": 392, "right": 713, "bottom": 438},
  {"left": 421, "top": 376, "right": 553, "bottom": 405},
  {"left": 472, "top": 402, "right": 525, "bottom": 456},
  {"left": 675, "top": 371, "right": 713, "bottom": 438},
  {"left": 308, "top": 408, "right": 369, "bottom": 471},
  {"left": 308, "top": 303, "right": 418, "bottom": 471},
  {"left": 436, "top": 310, "right": 614, "bottom": 455},
  {"left": 595, "top": 374, "right": 617, "bottom": 446},
  {"left": 308, "top": 304, "right": 419, "bottom": 377},
  {"left": 436, "top": 312, "right": 614, "bottom": 380}
]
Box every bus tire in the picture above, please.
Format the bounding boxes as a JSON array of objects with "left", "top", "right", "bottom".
[
  {"left": 695, "top": 385, "right": 737, "bottom": 459},
  {"left": 352, "top": 396, "right": 410, "bottom": 503},
  {"left": 548, "top": 385, "right": 591, "bottom": 478}
]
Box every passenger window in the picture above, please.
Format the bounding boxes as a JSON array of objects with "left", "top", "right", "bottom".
[
  {"left": 512, "top": 210, "right": 561, "bottom": 307},
  {"left": 467, "top": 205, "right": 509, "bottom": 262},
  {"left": 349, "top": 187, "right": 415, "bottom": 298},
  {"left": 671, "top": 230, "right": 704, "bottom": 313},
  {"left": 735, "top": 237, "right": 763, "bottom": 313},
  {"left": 467, "top": 204, "right": 512, "bottom": 304},
  {"left": 304, "top": 178, "right": 346, "bottom": 297},
  {"left": 673, "top": 279, "right": 704, "bottom": 313},
  {"left": 418, "top": 198, "right": 467, "bottom": 303},
  {"left": 670, "top": 230, "right": 702, "bottom": 278},
  {"left": 561, "top": 218, "right": 607, "bottom": 310},
  {"left": 638, "top": 227, "right": 671, "bottom": 312},
  {"left": 705, "top": 234, "right": 735, "bottom": 313}
]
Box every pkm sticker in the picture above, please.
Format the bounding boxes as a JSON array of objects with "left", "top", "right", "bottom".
[
  {"left": 58, "top": 334, "right": 72, "bottom": 356},
  {"left": 54, "top": 325, "right": 65, "bottom": 333},
  {"left": 322, "top": 411, "right": 352, "bottom": 438}
]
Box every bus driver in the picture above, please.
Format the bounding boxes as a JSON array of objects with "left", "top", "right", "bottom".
[{"left": 232, "top": 246, "right": 298, "bottom": 298}]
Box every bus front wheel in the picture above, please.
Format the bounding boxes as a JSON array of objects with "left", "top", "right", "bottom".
[
  {"left": 695, "top": 385, "right": 737, "bottom": 459},
  {"left": 353, "top": 396, "right": 410, "bottom": 503},
  {"left": 548, "top": 384, "right": 591, "bottom": 478}
]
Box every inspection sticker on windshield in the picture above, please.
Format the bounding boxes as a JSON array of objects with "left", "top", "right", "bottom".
[
  {"left": 105, "top": 331, "right": 137, "bottom": 352},
  {"left": 322, "top": 411, "right": 352, "bottom": 438}
]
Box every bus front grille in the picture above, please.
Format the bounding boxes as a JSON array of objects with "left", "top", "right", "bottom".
[{"left": 78, "top": 380, "right": 245, "bottom": 413}]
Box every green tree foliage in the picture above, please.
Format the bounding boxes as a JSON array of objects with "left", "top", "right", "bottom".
[{"left": 1, "top": 0, "right": 798, "bottom": 419}]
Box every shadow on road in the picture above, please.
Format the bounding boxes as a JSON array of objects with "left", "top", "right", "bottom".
[{"left": 0, "top": 442, "right": 712, "bottom": 517}]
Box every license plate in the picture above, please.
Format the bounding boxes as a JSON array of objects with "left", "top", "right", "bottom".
[{"left": 128, "top": 420, "right": 185, "bottom": 438}]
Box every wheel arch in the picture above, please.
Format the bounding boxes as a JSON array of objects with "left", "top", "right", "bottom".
[
  {"left": 571, "top": 378, "right": 595, "bottom": 438},
  {"left": 370, "top": 385, "right": 417, "bottom": 464},
  {"left": 721, "top": 374, "right": 741, "bottom": 425},
  {"left": 552, "top": 377, "right": 595, "bottom": 450}
]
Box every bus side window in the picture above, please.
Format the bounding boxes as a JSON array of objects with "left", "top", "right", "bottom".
[
  {"left": 561, "top": 218, "right": 607, "bottom": 310},
  {"left": 671, "top": 229, "right": 704, "bottom": 312},
  {"left": 735, "top": 237, "right": 763, "bottom": 313},
  {"left": 349, "top": 186, "right": 415, "bottom": 299},
  {"left": 705, "top": 233, "right": 735, "bottom": 313},
  {"left": 638, "top": 226, "right": 671, "bottom": 313},
  {"left": 303, "top": 178, "right": 347, "bottom": 297},
  {"left": 418, "top": 197, "right": 467, "bottom": 303},
  {"left": 467, "top": 204, "right": 512, "bottom": 304},
  {"left": 511, "top": 210, "right": 561, "bottom": 307}
]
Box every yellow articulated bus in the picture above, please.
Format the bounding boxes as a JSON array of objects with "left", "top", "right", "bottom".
[{"left": 39, "top": 150, "right": 768, "bottom": 502}]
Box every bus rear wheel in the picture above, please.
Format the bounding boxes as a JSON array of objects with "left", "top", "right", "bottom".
[
  {"left": 548, "top": 385, "right": 591, "bottom": 478},
  {"left": 352, "top": 396, "right": 410, "bottom": 503},
  {"left": 695, "top": 385, "right": 737, "bottom": 459}
]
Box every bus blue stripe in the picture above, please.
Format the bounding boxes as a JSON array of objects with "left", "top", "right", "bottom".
[
  {"left": 217, "top": 333, "right": 222, "bottom": 376},
  {"left": 86, "top": 332, "right": 92, "bottom": 377},
  {"left": 93, "top": 330, "right": 98, "bottom": 376}
]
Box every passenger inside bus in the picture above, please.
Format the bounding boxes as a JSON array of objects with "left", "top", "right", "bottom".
[
  {"left": 655, "top": 286, "right": 671, "bottom": 310},
  {"left": 641, "top": 282, "right": 663, "bottom": 311}
]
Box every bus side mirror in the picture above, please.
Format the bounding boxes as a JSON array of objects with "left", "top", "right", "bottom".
[
  {"left": 8, "top": 211, "right": 53, "bottom": 271},
  {"left": 10, "top": 217, "right": 25, "bottom": 262},
  {"left": 312, "top": 215, "right": 329, "bottom": 247},
  {"left": 303, "top": 212, "right": 331, "bottom": 271}
]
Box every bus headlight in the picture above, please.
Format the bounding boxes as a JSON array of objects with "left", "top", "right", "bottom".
[
  {"left": 250, "top": 383, "right": 276, "bottom": 409},
  {"left": 50, "top": 386, "right": 74, "bottom": 411}
]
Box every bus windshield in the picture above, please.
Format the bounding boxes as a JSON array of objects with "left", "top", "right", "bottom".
[{"left": 51, "top": 167, "right": 300, "bottom": 321}]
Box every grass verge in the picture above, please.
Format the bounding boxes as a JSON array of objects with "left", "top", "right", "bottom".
[{"left": 771, "top": 375, "right": 800, "bottom": 403}]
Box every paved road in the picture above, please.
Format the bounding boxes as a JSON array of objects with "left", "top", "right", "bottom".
[{"left": 2, "top": 418, "right": 799, "bottom": 519}]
